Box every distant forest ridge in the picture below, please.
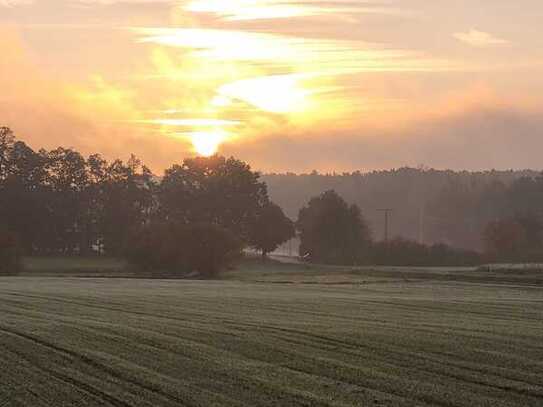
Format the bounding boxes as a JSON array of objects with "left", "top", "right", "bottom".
[{"left": 262, "top": 168, "right": 541, "bottom": 250}]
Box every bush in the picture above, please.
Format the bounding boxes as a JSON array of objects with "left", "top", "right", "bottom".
[
  {"left": 482, "top": 217, "right": 543, "bottom": 263},
  {"left": 372, "top": 238, "right": 481, "bottom": 267},
  {"left": 0, "top": 232, "right": 20, "bottom": 275},
  {"left": 127, "top": 222, "right": 242, "bottom": 277}
]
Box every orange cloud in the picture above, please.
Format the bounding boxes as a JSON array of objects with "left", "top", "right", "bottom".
[{"left": 454, "top": 30, "right": 510, "bottom": 48}]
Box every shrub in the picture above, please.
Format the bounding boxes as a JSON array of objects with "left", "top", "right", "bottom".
[
  {"left": 0, "top": 231, "right": 20, "bottom": 275},
  {"left": 127, "top": 222, "right": 242, "bottom": 277},
  {"left": 482, "top": 217, "right": 543, "bottom": 263},
  {"left": 372, "top": 238, "right": 481, "bottom": 267}
]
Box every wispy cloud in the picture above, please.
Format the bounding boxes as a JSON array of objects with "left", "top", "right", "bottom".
[
  {"left": 136, "top": 119, "right": 241, "bottom": 127},
  {"left": 135, "top": 27, "right": 462, "bottom": 75},
  {"left": 183, "top": 0, "right": 405, "bottom": 21},
  {"left": 0, "top": 0, "right": 32, "bottom": 6},
  {"left": 454, "top": 29, "right": 510, "bottom": 48}
]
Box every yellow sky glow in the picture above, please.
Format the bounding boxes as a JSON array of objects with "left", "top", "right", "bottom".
[
  {"left": 2, "top": 1, "right": 542, "bottom": 171},
  {"left": 133, "top": 24, "right": 464, "bottom": 153},
  {"left": 216, "top": 74, "right": 316, "bottom": 114},
  {"left": 140, "top": 119, "right": 241, "bottom": 127}
]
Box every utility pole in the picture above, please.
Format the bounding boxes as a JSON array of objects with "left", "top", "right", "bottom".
[
  {"left": 289, "top": 237, "right": 293, "bottom": 257},
  {"left": 418, "top": 205, "right": 425, "bottom": 245},
  {"left": 377, "top": 209, "right": 393, "bottom": 242}
]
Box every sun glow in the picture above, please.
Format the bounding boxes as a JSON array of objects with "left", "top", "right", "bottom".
[
  {"left": 188, "top": 130, "right": 230, "bottom": 156},
  {"left": 215, "top": 74, "right": 314, "bottom": 114},
  {"left": 141, "top": 118, "right": 240, "bottom": 127},
  {"left": 131, "top": 13, "right": 463, "bottom": 156}
]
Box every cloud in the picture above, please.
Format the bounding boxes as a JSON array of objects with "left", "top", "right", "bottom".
[
  {"left": 224, "top": 104, "right": 543, "bottom": 173},
  {"left": 0, "top": 0, "right": 32, "bottom": 6},
  {"left": 136, "top": 27, "right": 461, "bottom": 74},
  {"left": 454, "top": 29, "right": 510, "bottom": 48},
  {"left": 183, "top": 0, "right": 407, "bottom": 21},
  {"left": 217, "top": 84, "right": 543, "bottom": 172}
]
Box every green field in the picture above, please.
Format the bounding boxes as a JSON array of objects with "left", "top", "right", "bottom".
[{"left": 1, "top": 260, "right": 542, "bottom": 406}]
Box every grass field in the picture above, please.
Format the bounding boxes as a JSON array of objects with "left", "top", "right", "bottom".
[
  {"left": 1, "top": 259, "right": 542, "bottom": 406},
  {"left": 21, "top": 256, "right": 128, "bottom": 276}
]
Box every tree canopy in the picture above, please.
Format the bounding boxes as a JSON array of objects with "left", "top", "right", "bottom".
[
  {"left": 159, "top": 155, "right": 269, "bottom": 241},
  {"left": 249, "top": 202, "right": 295, "bottom": 258},
  {"left": 0, "top": 128, "right": 155, "bottom": 256},
  {"left": 297, "top": 190, "right": 371, "bottom": 265}
]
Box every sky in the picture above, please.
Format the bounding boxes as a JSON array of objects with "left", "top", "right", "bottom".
[{"left": 1, "top": 0, "right": 543, "bottom": 173}]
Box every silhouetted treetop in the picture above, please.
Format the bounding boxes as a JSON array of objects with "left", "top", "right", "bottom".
[
  {"left": 159, "top": 155, "right": 269, "bottom": 240},
  {"left": 298, "top": 190, "right": 371, "bottom": 265}
]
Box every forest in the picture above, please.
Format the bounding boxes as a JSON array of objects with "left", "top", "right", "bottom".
[
  {"left": 2, "top": 126, "right": 543, "bottom": 273},
  {"left": 264, "top": 168, "right": 543, "bottom": 252}
]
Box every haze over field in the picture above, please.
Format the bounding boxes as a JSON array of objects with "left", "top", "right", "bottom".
[{"left": 2, "top": 1, "right": 543, "bottom": 172}]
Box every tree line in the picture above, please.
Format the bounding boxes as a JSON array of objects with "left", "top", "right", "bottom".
[
  {"left": 283, "top": 173, "right": 543, "bottom": 266},
  {"left": 295, "top": 189, "right": 481, "bottom": 267},
  {"left": 2, "top": 126, "right": 543, "bottom": 275},
  {"left": 0, "top": 127, "right": 294, "bottom": 275},
  {"left": 263, "top": 168, "right": 540, "bottom": 251}
]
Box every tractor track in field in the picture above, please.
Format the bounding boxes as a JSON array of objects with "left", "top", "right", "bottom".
[
  {"left": 212, "top": 318, "right": 543, "bottom": 399},
  {"left": 1, "top": 315, "right": 521, "bottom": 407},
  {"left": 0, "top": 325, "right": 200, "bottom": 407},
  {"left": 2, "top": 344, "right": 133, "bottom": 407},
  {"left": 258, "top": 327, "right": 543, "bottom": 401},
  {"left": 2, "top": 271, "right": 542, "bottom": 407},
  {"left": 3, "top": 292, "right": 542, "bottom": 393}
]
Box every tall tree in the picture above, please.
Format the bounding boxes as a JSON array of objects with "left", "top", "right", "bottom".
[
  {"left": 297, "top": 190, "right": 371, "bottom": 265},
  {"left": 159, "top": 155, "right": 269, "bottom": 241},
  {"left": 0, "top": 127, "right": 16, "bottom": 181},
  {"left": 43, "top": 147, "right": 89, "bottom": 254},
  {"left": 99, "top": 156, "right": 155, "bottom": 255},
  {"left": 250, "top": 202, "right": 295, "bottom": 258},
  {"left": 0, "top": 140, "right": 48, "bottom": 253}
]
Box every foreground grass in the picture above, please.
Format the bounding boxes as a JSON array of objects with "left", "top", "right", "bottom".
[{"left": 1, "top": 260, "right": 542, "bottom": 406}]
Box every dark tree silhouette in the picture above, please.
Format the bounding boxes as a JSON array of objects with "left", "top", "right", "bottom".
[
  {"left": 249, "top": 202, "right": 295, "bottom": 258},
  {"left": 0, "top": 230, "right": 20, "bottom": 275},
  {"left": 0, "top": 128, "right": 156, "bottom": 256},
  {"left": 159, "top": 155, "right": 269, "bottom": 241},
  {"left": 98, "top": 155, "right": 155, "bottom": 256},
  {"left": 0, "top": 139, "right": 48, "bottom": 253},
  {"left": 0, "top": 127, "right": 16, "bottom": 180},
  {"left": 297, "top": 190, "right": 371, "bottom": 265},
  {"left": 44, "top": 147, "right": 89, "bottom": 254}
]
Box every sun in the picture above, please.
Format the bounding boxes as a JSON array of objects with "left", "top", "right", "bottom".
[{"left": 190, "top": 130, "right": 229, "bottom": 156}]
